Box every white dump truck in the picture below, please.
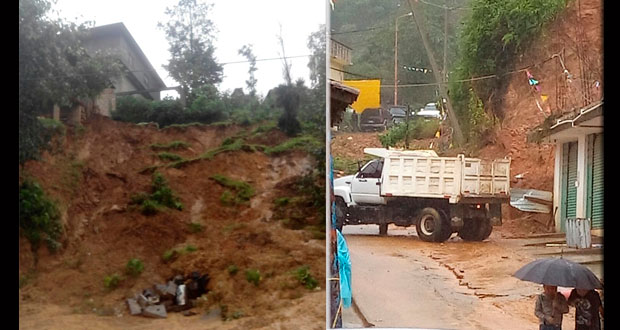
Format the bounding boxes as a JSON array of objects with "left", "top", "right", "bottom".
[{"left": 334, "top": 148, "right": 511, "bottom": 242}]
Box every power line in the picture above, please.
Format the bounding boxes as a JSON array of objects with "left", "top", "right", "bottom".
[
  {"left": 21, "top": 54, "right": 314, "bottom": 81},
  {"left": 331, "top": 25, "right": 390, "bottom": 36}
]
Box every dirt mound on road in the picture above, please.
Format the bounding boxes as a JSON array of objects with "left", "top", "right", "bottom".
[{"left": 19, "top": 115, "right": 325, "bottom": 328}]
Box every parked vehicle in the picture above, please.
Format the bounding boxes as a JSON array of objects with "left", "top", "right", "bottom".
[
  {"left": 334, "top": 148, "right": 511, "bottom": 242},
  {"left": 388, "top": 106, "right": 407, "bottom": 126},
  {"left": 360, "top": 107, "right": 389, "bottom": 131},
  {"left": 415, "top": 102, "right": 442, "bottom": 120}
]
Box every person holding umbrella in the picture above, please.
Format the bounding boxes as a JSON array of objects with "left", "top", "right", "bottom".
[
  {"left": 567, "top": 288, "right": 603, "bottom": 330},
  {"left": 513, "top": 257, "right": 604, "bottom": 330},
  {"left": 535, "top": 284, "right": 569, "bottom": 330}
]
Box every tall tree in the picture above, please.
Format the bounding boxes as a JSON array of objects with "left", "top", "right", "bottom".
[
  {"left": 307, "top": 25, "right": 326, "bottom": 90},
  {"left": 159, "top": 0, "right": 223, "bottom": 103},
  {"left": 238, "top": 44, "right": 258, "bottom": 97},
  {"left": 19, "top": 0, "right": 121, "bottom": 165}
]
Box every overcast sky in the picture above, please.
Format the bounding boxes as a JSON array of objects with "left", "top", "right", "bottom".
[{"left": 51, "top": 0, "right": 326, "bottom": 98}]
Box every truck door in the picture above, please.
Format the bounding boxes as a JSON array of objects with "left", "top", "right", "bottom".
[{"left": 350, "top": 159, "right": 386, "bottom": 204}]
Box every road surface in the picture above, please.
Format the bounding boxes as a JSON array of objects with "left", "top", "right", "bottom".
[{"left": 340, "top": 225, "right": 584, "bottom": 330}]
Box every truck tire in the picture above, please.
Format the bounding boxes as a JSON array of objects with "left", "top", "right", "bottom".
[
  {"left": 477, "top": 218, "right": 492, "bottom": 241},
  {"left": 459, "top": 217, "right": 492, "bottom": 241},
  {"left": 335, "top": 198, "right": 346, "bottom": 232},
  {"left": 458, "top": 218, "right": 479, "bottom": 241},
  {"left": 437, "top": 210, "right": 453, "bottom": 242},
  {"left": 416, "top": 207, "right": 447, "bottom": 242},
  {"left": 379, "top": 223, "right": 388, "bottom": 236}
]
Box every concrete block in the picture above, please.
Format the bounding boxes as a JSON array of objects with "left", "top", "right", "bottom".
[
  {"left": 165, "top": 281, "right": 178, "bottom": 296},
  {"left": 142, "top": 304, "right": 167, "bottom": 318},
  {"left": 126, "top": 298, "right": 142, "bottom": 315},
  {"left": 137, "top": 294, "right": 149, "bottom": 308}
]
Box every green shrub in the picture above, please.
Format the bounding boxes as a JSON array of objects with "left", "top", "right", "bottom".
[
  {"left": 294, "top": 266, "right": 318, "bottom": 290},
  {"left": 184, "top": 245, "right": 197, "bottom": 253},
  {"left": 130, "top": 172, "right": 183, "bottom": 215},
  {"left": 245, "top": 269, "right": 261, "bottom": 286},
  {"left": 125, "top": 258, "right": 144, "bottom": 277},
  {"left": 104, "top": 273, "right": 122, "bottom": 289},
  {"left": 19, "top": 179, "right": 63, "bottom": 252},
  {"left": 227, "top": 265, "right": 239, "bottom": 275},
  {"left": 274, "top": 197, "right": 290, "bottom": 207},
  {"left": 112, "top": 96, "right": 153, "bottom": 123}
]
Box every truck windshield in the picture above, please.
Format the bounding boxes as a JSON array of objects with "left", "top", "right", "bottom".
[{"left": 357, "top": 159, "right": 384, "bottom": 179}]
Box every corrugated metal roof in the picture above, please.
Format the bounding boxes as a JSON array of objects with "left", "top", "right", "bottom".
[{"left": 509, "top": 188, "right": 552, "bottom": 213}]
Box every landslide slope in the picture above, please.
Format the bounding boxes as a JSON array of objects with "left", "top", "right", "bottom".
[
  {"left": 476, "top": 0, "right": 602, "bottom": 234},
  {"left": 19, "top": 115, "right": 326, "bottom": 329}
]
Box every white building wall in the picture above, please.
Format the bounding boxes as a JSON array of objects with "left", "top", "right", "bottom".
[{"left": 576, "top": 134, "right": 588, "bottom": 218}]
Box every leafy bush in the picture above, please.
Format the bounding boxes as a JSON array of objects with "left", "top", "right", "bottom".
[
  {"left": 19, "top": 179, "right": 63, "bottom": 252},
  {"left": 245, "top": 269, "right": 261, "bottom": 286},
  {"left": 274, "top": 197, "right": 290, "bottom": 207},
  {"left": 129, "top": 172, "right": 183, "bottom": 215},
  {"left": 112, "top": 96, "right": 153, "bottom": 123},
  {"left": 379, "top": 119, "right": 439, "bottom": 148},
  {"left": 125, "top": 258, "right": 144, "bottom": 277},
  {"left": 451, "top": 0, "right": 568, "bottom": 139},
  {"left": 294, "top": 266, "right": 318, "bottom": 290}
]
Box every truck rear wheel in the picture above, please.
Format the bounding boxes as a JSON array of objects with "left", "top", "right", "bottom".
[
  {"left": 416, "top": 207, "right": 449, "bottom": 242},
  {"left": 459, "top": 217, "right": 492, "bottom": 241}
]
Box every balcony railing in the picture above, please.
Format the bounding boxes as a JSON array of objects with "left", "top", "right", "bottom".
[{"left": 330, "top": 39, "right": 352, "bottom": 65}]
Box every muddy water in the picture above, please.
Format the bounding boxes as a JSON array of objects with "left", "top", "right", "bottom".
[{"left": 341, "top": 225, "right": 580, "bottom": 330}]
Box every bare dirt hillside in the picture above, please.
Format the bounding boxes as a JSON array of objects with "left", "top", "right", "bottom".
[{"left": 19, "top": 115, "right": 325, "bottom": 329}]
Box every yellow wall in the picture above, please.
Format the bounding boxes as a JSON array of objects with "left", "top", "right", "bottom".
[{"left": 343, "top": 79, "right": 381, "bottom": 113}]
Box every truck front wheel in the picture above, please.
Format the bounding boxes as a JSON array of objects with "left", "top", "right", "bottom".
[{"left": 416, "top": 207, "right": 448, "bottom": 242}]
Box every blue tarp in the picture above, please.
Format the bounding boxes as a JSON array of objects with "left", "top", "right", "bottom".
[{"left": 337, "top": 229, "right": 352, "bottom": 308}]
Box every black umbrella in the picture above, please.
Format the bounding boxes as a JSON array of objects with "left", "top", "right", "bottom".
[{"left": 513, "top": 257, "right": 602, "bottom": 290}]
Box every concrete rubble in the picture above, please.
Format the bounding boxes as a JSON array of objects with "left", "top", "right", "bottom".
[{"left": 126, "top": 271, "right": 209, "bottom": 319}]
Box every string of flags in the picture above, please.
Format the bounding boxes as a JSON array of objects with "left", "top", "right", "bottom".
[{"left": 402, "top": 65, "right": 432, "bottom": 73}]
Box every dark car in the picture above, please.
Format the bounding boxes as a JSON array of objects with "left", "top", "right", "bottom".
[
  {"left": 360, "top": 107, "right": 388, "bottom": 132},
  {"left": 388, "top": 106, "right": 407, "bottom": 126}
]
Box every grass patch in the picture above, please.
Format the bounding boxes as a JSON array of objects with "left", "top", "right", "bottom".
[
  {"left": 157, "top": 152, "right": 183, "bottom": 162},
  {"left": 293, "top": 265, "right": 318, "bottom": 290},
  {"left": 104, "top": 273, "right": 123, "bottom": 290},
  {"left": 227, "top": 265, "right": 239, "bottom": 275},
  {"left": 222, "top": 222, "right": 247, "bottom": 233},
  {"left": 162, "top": 244, "right": 197, "bottom": 262},
  {"left": 274, "top": 197, "right": 290, "bottom": 207},
  {"left": 263, "top": 135, "right": 321, "bottom": 155},
  {"left": 188, "top": 222, "right": 204, "bottom": 233},
  {"left": 211, "top": 174, "right": 255, "bottom": 205},
  {"left": 150, "top": 141, "right": 191, "bottom": 151},
  {"left": 163, "top": 122, "right": 204, "bottom": 130},
  {"left": 201, "top": 138, "right": 245, "bottom": 160},
  {"left": 245, "top": 269, "right": 261, "bottom": 287},
  {"left": 125, "top": 258, "right": 144, "bottom": 277}
]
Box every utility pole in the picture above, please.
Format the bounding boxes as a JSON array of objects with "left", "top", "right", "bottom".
[
  {"left": 407, "top": 0, "right": 464, "bottom": 146},
  {"left": 443, "top": 0, "right": 448, "bottom": 83}
]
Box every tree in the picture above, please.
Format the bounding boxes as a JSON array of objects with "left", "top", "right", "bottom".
[
  {"left": 19, "top": 0, "right": 121, "bottom": 165},
  {"left": 238, "top": 44, "right": 258, "bottom": 97},
  {"left": 307, "top": 25, "right": 326, "bottom": 90},
  {"left": 159, "top": 0, "right": 223, "bottom": 103}
]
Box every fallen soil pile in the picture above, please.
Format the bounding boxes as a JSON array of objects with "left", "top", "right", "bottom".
[{"left": 19, "top": 115, "right": 325, "bottom": 329}]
